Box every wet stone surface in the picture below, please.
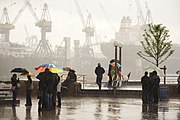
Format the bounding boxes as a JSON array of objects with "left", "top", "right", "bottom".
[{"left": 0, "top": 97, "right": 180, "bottom": 120}]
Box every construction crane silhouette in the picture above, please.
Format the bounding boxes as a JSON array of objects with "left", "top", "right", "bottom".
[
  {"left": 74, "top": 0, "right": 95, "bottom": 57},
  {"left": 0, "top": 0, "right": 52, "bottom": 56},
  {"left": 33, "top": 3, "right": 52, "bottom": 56},
  {"left": 0, "top": 7, "right": 15, "bottom": 42}
]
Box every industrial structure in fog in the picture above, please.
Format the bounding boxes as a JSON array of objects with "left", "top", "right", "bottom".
[{"left": 0, "top": 0, "right": 180, "bottom": 80}]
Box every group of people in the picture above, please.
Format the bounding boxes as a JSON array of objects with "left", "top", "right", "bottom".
[
  {"left": 141, "top": 71, "right": 160, "bottom": 104},
  {"left": 11, "top": 74, "right": 33, "bottom": 107},
  {"left": 36, "top": 68, "right": 61, "bottom": 110},
  {"left": 10, "top": 67, "right": 77, "bottom": 110},
  {"left": 94, "top": 61, "right": 125, "bottom": 90}
]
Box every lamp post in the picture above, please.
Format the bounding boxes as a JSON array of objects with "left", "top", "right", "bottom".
[
  {"left": 113, "top": 40, "right": 123, "bottom": 97},
  {"left": 118, "top": 42, "right": 123, "bottom": 77},
  {"left": 113, "top": 41, "right": 119, "bottom": 82}
]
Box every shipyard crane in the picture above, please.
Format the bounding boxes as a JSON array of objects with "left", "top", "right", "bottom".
[
  {"left": 33, "top": 3, "right": 52, "bottom": 56},
  {"left": 135, "top": 0, "right": 145, "bottom": 26},
  {"left": 144, "top": 1, "right": 153, "bottom": 24},
  {"left": 74, "top": 0, "right": 95, "bottom": 57},
  {"left": 135, "top": 0, "right": 153, "bottom": 25},
  {"left": 0, "top": 7, "right": 14, "bottom": 42},
  {"left": 19, "top": 0, "right": 52, "bottom": 55}
]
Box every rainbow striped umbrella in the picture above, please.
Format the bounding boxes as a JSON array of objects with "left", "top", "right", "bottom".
[{"left": 35, "top": 63, "right": 64, "bottom": 73}]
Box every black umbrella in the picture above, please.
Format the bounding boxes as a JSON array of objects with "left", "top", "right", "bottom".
[{"left": 11, "top": 68, "right": 29, "bottom": 73}]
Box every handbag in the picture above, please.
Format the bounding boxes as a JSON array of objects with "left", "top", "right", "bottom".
[{"left": 17, "top": 83, "right": 21, "bottom": 88}]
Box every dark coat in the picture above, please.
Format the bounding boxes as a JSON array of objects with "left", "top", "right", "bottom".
[
  {"left": 95, "top": 66, "right": 105, "bottom": 85},
  {"left": 95, "top": 66, "right": 105, "bottom": 78},
  {"left": 141, "top": 75, "right": 150, "bottom": 91}
]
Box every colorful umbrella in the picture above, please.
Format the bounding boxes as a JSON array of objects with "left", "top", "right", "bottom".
[{"left": 35, "top": 63, "right": 64, "bottom": 73}]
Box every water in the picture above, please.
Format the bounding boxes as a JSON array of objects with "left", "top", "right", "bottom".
[{"left": 0, "top": 97, "right": 180, "bottom": 120}]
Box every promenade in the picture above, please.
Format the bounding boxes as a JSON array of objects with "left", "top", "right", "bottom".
[
  {"left": 1, "top": 81, "right": 180, "bottom": 119},
  {"left": 0, "top": 97, "right": 180, "bottom": 120}
]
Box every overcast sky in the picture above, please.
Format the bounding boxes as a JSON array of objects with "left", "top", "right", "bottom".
[{"left": 0, "top": 0, "right": 180, "bottom": 47}]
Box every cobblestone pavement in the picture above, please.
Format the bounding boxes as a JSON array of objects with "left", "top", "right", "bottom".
[{"left": 0, "top": 97, "right": 180, "bottom": 120}]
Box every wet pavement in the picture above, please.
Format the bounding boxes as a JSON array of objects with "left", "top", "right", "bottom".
[{"left": 0, "top": 97, "right": 180, "bottom": 120}]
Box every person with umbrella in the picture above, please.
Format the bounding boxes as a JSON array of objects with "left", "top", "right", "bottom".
[
  {"left": 11, "top": 74, "right": 19, "bottom": 106},
  {"left": 24, "top": 75, "right": 33, "bottom": 106}
]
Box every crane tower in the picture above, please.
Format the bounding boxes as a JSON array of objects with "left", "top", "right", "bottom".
[
  {"left": 82, "top": 13, "right": 95, "bottom": 57},
  {"left": 74, "top": 0, "right": 95, "bottom": 57},
  {"left": 34, "top": 3, "right": 52, "bottom": 56},
  {"left": 0, "top": 7, "right": 14, "bottom": 42}
]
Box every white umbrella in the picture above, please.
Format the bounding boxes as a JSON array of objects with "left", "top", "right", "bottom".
[{"left": 144, "top": 66, "right": 164, "bottom": 77}]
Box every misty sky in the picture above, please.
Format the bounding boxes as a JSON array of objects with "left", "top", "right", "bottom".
[{"left": 0, "top": 0, "right": 180, "bottom": 47}]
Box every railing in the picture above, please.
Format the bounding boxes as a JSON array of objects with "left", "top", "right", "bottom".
[{"left": 60, "top": 73, "right": 87, "bottom": 89}]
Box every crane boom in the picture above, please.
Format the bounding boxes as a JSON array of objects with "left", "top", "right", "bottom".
[
  {"left": 12, "top": 3, "right": 27, "bottom": 25},
  {"left": 74, "top": 0, "right": 85, "bottom": 27},
  {"left": 25, "top": 0, "right": 39, "bottom": 22}
]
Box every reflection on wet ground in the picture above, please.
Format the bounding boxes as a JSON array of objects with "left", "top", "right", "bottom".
[{"left": 0, "top": 97, "right": 180, "bottom": 120}]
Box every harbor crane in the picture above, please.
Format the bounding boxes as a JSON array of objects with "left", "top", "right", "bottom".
[
  {"left": 74, "top": 0, "right": 95, "bottom": 57},
  {"left": 0, "top": 7, "right": 14, "bottom": 42},
  {"left": 33, "top": 3, "right": 52, "bottom": 56},
  {"left": 0, "top": 0, "right": 52, "bottom": 56}
]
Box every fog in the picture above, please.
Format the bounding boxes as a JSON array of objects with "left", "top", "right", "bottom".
[{"left": 0, "top": 0, "right": 180, "bottom": 80}]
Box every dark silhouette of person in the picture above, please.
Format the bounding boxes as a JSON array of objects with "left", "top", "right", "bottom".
[
  {"left": 24, "top": 75, "right": 33, "bottom": 106},
  {"left": 152, "top": 71, "right": 160, "bottom": 104},
  {"left": 141, "top": 72, "right": 150, "bottom": 104},
  {"left": 177, "top": 75, "right": 180, "bottom": 93},
  {"left": 11, "top": 74, "right": 18, "bottom": 106},
  {"left": 95, "top": 63, "right": 105, "bottom": 90},
  {"left": 62, "top": 69, "right": 77, "bottom": 88},
  {"left": 43, "top": 68, "right": 56, "bottom": 110},
  {"left": 56, "top": 75, "right": 61, "bottom": 108},
  {"left": 36, "top": 70, "right": 46, "bottom": 111},
  {"left": 52, "top": 73, "right": 60, "bottom": 108},
  {"left": 148, "top": 72, "right": 154, "bottom": 103},
  {"left": 108, "top": 59, "right": 114, "bottom": 87}
]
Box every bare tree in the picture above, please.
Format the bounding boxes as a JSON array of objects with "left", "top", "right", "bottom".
[{"left": 137, "top": 24, "right": 174, "bottom": 67}]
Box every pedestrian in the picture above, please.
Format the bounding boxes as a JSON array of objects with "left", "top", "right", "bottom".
[
  {"left": 141, "top": 72, "right": 150, "bottom": 104},
  {"left": 148, "top": 72, "right": 154, "bottom": 103},
  {"left": 11, "top": 74, "right": 18, "bottom": 107},
  {"left": 52, "top": 73, "right": 60, "bottom": 108},
  {"left": 95, "top": 63, "right": 105, "bottom": 90},
  {"left": 177, "top": 75, "right": 180, "bottom": 93},
  {"left": 108, "top": 59, "right": 114, "bottom": 87},
  {"left": 44, "top": 68, "right": 55, "bottom": 110},
  {"left": 24, "top": 75, "right": 33, "bottom": 106},
  {"left": 56, "top": 76, "right": 62, "bottom": 108},
  {"left": 36, "top": 71, "right": 46, "bottom": 111},
  {"left": 152, "top": 71, "right": 160, "bottom": 104}
]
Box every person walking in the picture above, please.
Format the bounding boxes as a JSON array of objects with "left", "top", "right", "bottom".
[
  {"left": 11, "top": 74, "right": 18, "bottom": 107},
  {"left": 95, "top": 63, "right": 105, "bottom": 90},
  {"left": 141, "top": 72, "right": 150, "bottom": 104},
  {"left": 24, "top": 75, "right": 33, "bottom": 106}
]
